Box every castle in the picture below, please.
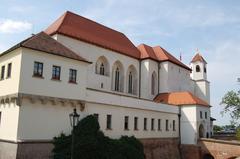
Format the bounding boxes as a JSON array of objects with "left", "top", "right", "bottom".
[{"left": 0, "top": 11, "right": 213, "bottom": 159}]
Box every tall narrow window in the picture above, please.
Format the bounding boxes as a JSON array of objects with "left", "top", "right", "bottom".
[
  {"left": 69, "top": 69, "right": 77, "bottom": 83},
  {"left": 205, "top": 112, "right": 207, "bottom": 119},
  {"left": 124, "top": 116, "right": 129, "bottom": 130},
  {"left": 158, "top": 119, "right": 161, "bottom": 131},
  {"left": 200, "top": 111, "right": 203, "bottom": 119},
  {"left": 1, "top": 66, "right": 5, "bottom": 80},
  {"left": 173, "top": 120, "right": 176, "bottom": 131},
  {"left": 196, "top": 65, "right": 200, "bottom": 72},
  {"left": 7, "top": 63, "right": 12, "bottom": 78},
  {"left": 100, "top": 63, "right": 105, "bottom": 75},
  {"left": 115, "top": 67, "right": 120, "bottom": 91},
  {"left": 166, "top": 119, "right": 169, "bottom": 131},
  {"left": 106, "top": 114, "right": 112, "bottom": 130},
  {"left": 33, "top": 62, "right": 43, "bottom": 77},
  {"left": 151, "top": 72, "right": 156, "bottom": 95},
  {"left": 134, "top": 117, "right": 138, "bottom": 130},
  {"left": 128, "top": 72, "right": 133, "bottom": 94},
  {"left": 52, "top": 66, "right": 61, "bottom": 80},
  {"left": 144, "top": 118, "right": 147, "bottom": 130},
  {"left": 151, "top": 118, "right": 155, "bottom": 130}
]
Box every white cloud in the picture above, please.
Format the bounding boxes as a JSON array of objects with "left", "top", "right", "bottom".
[{"left": 0, "top": 19, "right": 32, "bottom": 34}]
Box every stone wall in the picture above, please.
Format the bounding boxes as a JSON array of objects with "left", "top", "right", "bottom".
[
  {"left": 140, "top": 138, "right": 181, "bottom": 159},
  {"left": 180, "top": 144, "right": 201, "bottom": 159}
]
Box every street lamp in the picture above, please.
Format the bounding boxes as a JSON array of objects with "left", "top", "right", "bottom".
[{"left": 69, "top": 108, "right": 80, "bottom": 159}]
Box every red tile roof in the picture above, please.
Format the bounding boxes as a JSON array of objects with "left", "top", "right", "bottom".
[
  {"left": 45, "top": 11, "right": 140, "bottom": 59},
  {"left": 191, "top": 53, "right": 207, "bottom": 64},
  {"left": 1, "top": 32, "right": 90, "bottom": 63},
  {"left": 154, "top": 91, "right": 210, "bottom": 107},
  {"left": 137, "top": 44, "right": 191, "bottom": 70}
]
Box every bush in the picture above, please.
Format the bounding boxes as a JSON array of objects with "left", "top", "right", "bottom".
[
  {"left": 236, "top": 128, "right": 240, "bottom": 140},
  {"left": 52, "top": 115, "right": 145, "bottom": 159}
]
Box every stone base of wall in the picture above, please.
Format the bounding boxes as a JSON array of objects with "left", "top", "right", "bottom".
[
  {"left": 140, "top": 138, "right": 181, "bottom": 159},
  {"left": 180, "top": 144, "right": 201, "bottom": 159},
  {"left": 0, "top": 140, "right": 53, "bottom": 159}
]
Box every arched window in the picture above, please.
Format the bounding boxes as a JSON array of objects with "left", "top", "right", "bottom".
[
  {"left": 100, "top": 63, "right": 105, "bottom": 75},
  {"left": 128, "top": 72, "right": 133, "bottom": 94},
  {"left": 126, "top": 65, "right": 138, "bottom": 95},
  {"left": 95, "top": 56, "right": 109, "bottom": 76},
  {"left": 196, "top": 65, "right": 200, "bottom": 72},
  {"left": 151, "top": 72, "right": 157, "bottom": 95},
  {"left": 115, "top": 67, "right": 120, "bottom": 91}
]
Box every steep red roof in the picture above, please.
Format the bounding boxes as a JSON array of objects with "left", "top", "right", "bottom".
[
  {"left": 191, "top": 53, "right": 207, "bottom": 64},
  {"left": 154, "top": 91, "right": 210, "bottom": 107},
  {"left": 137, "top": 44, "right": 191, "bottom": 70},
  {"left": 45, "top": 11, "right": 140, "bottom": 59},
  {"left": 1, "top": 32, "right": 90, "bottom": 63}
]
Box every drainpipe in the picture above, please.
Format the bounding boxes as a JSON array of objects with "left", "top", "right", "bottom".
[
  {"left": 158, "top": 62, "right": 160, "bottom": 93},
  {"left": 139, "top": 60, "right": 141, "bottom": 98},
  {"left": 178, "top": 105, "right": 183, "bottom": 159}
]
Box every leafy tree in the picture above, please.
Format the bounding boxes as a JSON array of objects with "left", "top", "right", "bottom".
[
  {"left": 52, "top": 115, "right": 145, "bottom": 159},
  {"left": 213, "top": 125, "right": 223, "bottom": 133},
  {"left": 221, "top": 90, "right": 240, "bottom": 122}
]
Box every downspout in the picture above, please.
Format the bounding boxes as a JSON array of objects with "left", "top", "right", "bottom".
[
  {"left": 158, "top": 62, "right": 160, "bottom": 93},
  {"left": 178, "top": 105, "right": 183, "bottom": 159},
  {"left": 139, "top": 60, "right": 141, "bottom": 98}
]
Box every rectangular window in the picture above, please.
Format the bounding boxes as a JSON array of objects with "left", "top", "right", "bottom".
[
  {"left": 134, "top": 117, "right": 138, "bottom": 130},
  {"left": 151, "top": 118, "right": 155, "bottom": 130},
  {"left": 1, "top": 65, "right": 5, "bottom": 80},
  {"left": 106, "top": 114, "right": 112, "bottom": 130},
  {"left": 93, "top": 113, "right": 99, "bottom": 121},
  {"left": 200, "top": 111, "right": 203, "bottom": 119},
  {"left": 205, "top": 112, "right": 207, "bottom": 119},
  {"left": 166, "top": 119, "right": 169, "bottom": 131},
  {"left": 158, "top": 119, "right": 161, "bottom": 131},
  {"left": 7, "top": 63, "right": 12, "bottom": 78},
  {"left": 173, "top": 120, "right": 176, "bottom": 131},
  {"left": 33, "top": 62, "right": 43, "bottom": 77},
  {"left": 124, "top": 116, "right": 129, "bottom": 130},
  {"left": 144, "top": 118, "right": 147, "bottom": 130},
  {"left": 52, "top": 65, "right": 61, "bottom": 80},
  {"left": 69, "top": 69, "right": 77, "bottom": 83}
]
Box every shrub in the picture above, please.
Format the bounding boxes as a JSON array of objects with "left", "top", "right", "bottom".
[
  {"left": 236, "top": 128, "right": 240, "bottom": 140},
  {"left": 52, "top": 115, "right": 145, "bottom": 159}
]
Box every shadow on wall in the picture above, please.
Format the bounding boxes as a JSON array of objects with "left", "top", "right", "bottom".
[{"left": 203, "top": 154, "right": 214, "bottom": 159}]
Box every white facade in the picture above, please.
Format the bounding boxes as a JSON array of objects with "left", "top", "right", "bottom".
[{"left": 0, "top": 19, "right": 212, "bottom": 147}]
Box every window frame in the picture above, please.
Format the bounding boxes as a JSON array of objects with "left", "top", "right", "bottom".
[
  {"left": 69, "top": 69, "right": 77, "bottom": 83},
  {"left": 106, "top": 114, "right": 112, "bottom": 130},
  {"left": 124, "top": 116, "right": 129, "bottom": 130},
  {"left": 33, "top": 61, "right": 43, "bottom": 77},
  {"left": 144, "top": 118, "right": 147, "bottom": 130},
  {"left": 166, "top": 119, "right": 169, "bottom": 131},
  {"left": 7, "top": 63, "right": 12, "bottom": 78},
  {"left": 173, "top": 120, "right": 176, "bottom": 131},
  {"left": 1, "top": 65, "right": 5, "bottom": 80},
  {"left": 52, "top": 65, "right": 61, "bottom": 80},
  {"left": 151, "top": 118, "right": 155, "bottom": 131},
  {"left": 158, "top": 119, "right": 161, "bottom": 131},
  {"left": 134, "top": 117, "right": 138, "bottom": 130}
]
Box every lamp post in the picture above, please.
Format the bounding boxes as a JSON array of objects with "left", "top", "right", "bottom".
[{"left": 69, "top": 108, "right": 80, "bottom": 159}]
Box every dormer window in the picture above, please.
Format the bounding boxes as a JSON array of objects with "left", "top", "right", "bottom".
[{"left": 196, "top": 65, "right": 200, "bottom": 72}]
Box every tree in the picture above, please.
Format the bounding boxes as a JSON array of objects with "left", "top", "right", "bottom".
[
  {"left": 221, "top": 90, "right": 240, "bottom": 122},
  {"left": 213, "top": 125, "right": 223, "bottom": 133},
  {"left": 52, "top": 115, "right": 145, "bottom": 159}
]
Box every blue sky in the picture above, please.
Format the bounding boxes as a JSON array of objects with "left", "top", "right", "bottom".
[{"left": 1, "top": 0, "right": 240, "bottom": 125}]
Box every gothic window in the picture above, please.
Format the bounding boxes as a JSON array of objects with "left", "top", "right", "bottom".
[
  {"left": 196, "top": 65, "right": 200, "bottom": 72},
  {"left": 115, "top": 67, "right": 120, "bottom": 91},
  {"left": 128, "top": 72, "right": 133, "bottom": 94},
  {"left": 100, "top": 63, "right": 105, "bottom": 75}
]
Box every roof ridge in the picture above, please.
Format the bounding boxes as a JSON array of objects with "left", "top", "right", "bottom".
[{"left": 65, "top": 11, "right": 124, "bottom": 35}]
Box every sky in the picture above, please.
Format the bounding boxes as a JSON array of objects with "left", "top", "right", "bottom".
[{"left": 1, "top": 0, "right": 239, "bottom": 125}]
